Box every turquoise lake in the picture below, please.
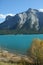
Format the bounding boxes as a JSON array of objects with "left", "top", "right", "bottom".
[{"left": 0, "top": 34, "right": 43, "bottom": 54}]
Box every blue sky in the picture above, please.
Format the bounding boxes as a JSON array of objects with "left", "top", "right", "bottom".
[{"left": 0, "top": 0, "right": 43, "bottom": 23}]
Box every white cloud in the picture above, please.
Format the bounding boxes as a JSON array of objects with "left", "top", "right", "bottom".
[
  {"left": 6, "top": 14, "right": 15, "bottom": 16},
  {"left": 39, "top": 9, "right": 43, "bottom": 12},
  {"left": 0, "top": 14, "right": 6, "bottom": 18},
  {"left": 0, "top": 13, "right": 15, "bottom": 23},
  {"left": 0, "top": 14, "right": 15, "bottom": 19}
]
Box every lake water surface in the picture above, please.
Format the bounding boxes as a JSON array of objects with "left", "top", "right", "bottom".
[{"left": 0, "top": 34, "right": 43, "bottom": 54}]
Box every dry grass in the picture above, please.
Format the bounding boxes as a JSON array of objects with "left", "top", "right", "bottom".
[{"left": 0, "top": 62, "right": 23, "bottom": 65}]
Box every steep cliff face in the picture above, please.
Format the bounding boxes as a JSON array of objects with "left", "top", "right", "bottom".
[{"left": 0, "top": 8, "right": 43, "bottom": 34}]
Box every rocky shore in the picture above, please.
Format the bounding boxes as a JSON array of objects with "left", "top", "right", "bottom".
[{"left": 0, "top": 49, "right": 34, "bottom": 64}]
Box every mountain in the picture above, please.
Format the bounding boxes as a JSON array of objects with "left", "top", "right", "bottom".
[{"left": 0, "top": 8, "right": 43, "bottom": 34}]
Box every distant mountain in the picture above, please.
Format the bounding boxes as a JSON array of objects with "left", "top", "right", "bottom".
[{"left": 0, "top": 8, "right": 43, "bottom": 34}]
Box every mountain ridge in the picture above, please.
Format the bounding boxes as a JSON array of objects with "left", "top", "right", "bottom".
[{"left": 0, "top": 8, "right": 43, "bottom": 34}]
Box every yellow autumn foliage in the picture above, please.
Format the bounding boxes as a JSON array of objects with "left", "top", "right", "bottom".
[{"left": 30, "top": 38, "right": 43, "bottom": 63}]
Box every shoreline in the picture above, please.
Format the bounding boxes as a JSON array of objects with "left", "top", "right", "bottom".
[{"left": 0, "top": 49, "right": 34, "bottom": 64}]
